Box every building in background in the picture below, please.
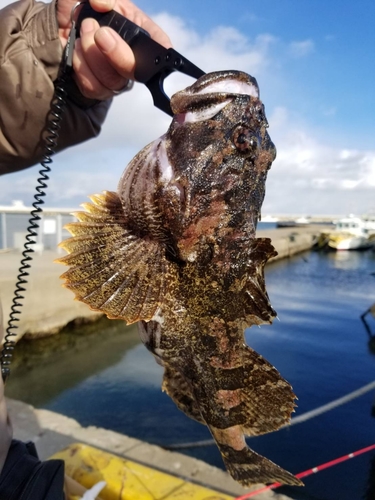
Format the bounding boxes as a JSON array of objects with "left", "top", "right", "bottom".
[{"left": 0, "top": 201, "right": 76, "bottom": 253}]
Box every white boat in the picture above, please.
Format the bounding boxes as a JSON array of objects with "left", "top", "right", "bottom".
[
  {"left": 328, "top": 233, "right": 371, "bottom": 250},
  {"left": 362, "top": 214, "right": 375, "bottom": 234},
  {"left": 295, "top": 216, "right": 310, "bottom": 224},
  {"left": 327, "top": 215, "right": 375, "bottom": 250},
  {"left": 261, "top": 215, "right": 279, "bottom": 223}
]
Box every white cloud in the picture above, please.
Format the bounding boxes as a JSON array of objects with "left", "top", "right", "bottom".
[
  {"left": 154, "top": 13, "right": 276, "bottom": 79},
  {"left": 0, "top": 6, "right": 373, "bottom": 217},
  {"left": 340, "top": 179, "right": 362, "bottom": 190},
  {"left": 288, "top": 39, "right": 315, "bottom": 57},
  {"left": 263, "top": 106, "right": 375, "bottom": 214}
]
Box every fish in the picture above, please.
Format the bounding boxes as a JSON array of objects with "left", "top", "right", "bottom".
[{"left": 57, "top": 70, "right": 302, "bottom": 488}]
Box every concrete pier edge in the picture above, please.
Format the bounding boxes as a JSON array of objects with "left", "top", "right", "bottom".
[{"left": 7, "top": 397, "right": 293, "bottom": 499}]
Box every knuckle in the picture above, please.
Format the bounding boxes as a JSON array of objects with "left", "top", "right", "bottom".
[
  {"left": 76, "top": 78, "right": 106, "bottom": 101},
  {"left": 93, "top": 64, "right": 126, "bottom": 90}
]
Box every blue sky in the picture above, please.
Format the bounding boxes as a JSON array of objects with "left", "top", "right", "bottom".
[
  {"left": 139, "top": 0, "right": 375, "bottom": 148},
  {"left": 1, "top": 0, "right": 374, "bottom": 215}
]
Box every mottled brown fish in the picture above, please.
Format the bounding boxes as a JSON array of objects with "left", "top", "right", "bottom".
[{"left": 57, "top": 70, "right": 302, "bottom": 488}]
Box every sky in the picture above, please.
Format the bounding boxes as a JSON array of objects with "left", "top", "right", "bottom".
[{"left": 1, "top": 0, "right": 374, "bottom": 216}]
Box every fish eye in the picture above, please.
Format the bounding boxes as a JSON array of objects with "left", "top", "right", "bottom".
[{"left": 232, "top": 126, "right": 259, "bottom": 155}]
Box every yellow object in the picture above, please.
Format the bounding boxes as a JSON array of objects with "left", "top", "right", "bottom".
[{"left": 52, "top": 443, "right": 234, "bottom": 500}]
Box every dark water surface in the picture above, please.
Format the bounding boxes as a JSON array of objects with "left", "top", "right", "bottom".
[{"left": 7, "top": 249, "right": 375, "bottom": 500}]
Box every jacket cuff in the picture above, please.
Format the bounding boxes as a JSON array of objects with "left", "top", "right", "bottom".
[{"left": 64, "top": 76, "right": 106, "bottom": 110}]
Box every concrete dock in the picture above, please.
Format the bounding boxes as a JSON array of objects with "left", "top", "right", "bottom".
[{"left": 7, "top": 398, "right": 294, "bottom": 499}]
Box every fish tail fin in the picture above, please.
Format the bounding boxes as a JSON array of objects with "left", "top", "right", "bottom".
[
  {"left": 190, "top": 342, "right": 299, "bottom": 487},
  {"left": 210, "top": 427, "right": 302, "bottom": 487}
]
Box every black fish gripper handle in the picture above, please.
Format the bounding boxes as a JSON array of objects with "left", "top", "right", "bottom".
[{"left": 75, "top": 3, "right": 150, "bottom": 47}]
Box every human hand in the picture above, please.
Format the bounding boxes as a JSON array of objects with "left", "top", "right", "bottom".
[{"left": 57, "top": 0, "right": 172, "bottom": 100}]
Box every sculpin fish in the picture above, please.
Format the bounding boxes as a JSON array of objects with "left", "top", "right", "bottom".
[{"left": 57, "top": 70, "right": 302, "bottom": 487}]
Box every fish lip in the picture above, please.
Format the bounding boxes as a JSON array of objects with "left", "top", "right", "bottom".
[
  {"left": 189, "top": 70, "right": 260, "bottom": 97},
  {"left": 170, "top": 70, "right": 260, "bottom": 117}
]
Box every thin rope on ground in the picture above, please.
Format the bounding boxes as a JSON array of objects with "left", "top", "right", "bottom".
[
  {"left": 286, "top": 379, "right": 375, "bottom": 427},
  {"left": 165, "top": 380, "right": 375, "bottom": 450}
]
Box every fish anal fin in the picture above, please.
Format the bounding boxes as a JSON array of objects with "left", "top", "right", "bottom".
[
  {"left": 188, "top": 343, "right": 297, "bottom": 485},
  {"left": 204, "top": 345, "right": 296, "bottom": 436},
  {"left": 238, "top": 346, "right": 297, "bottom": 436}
]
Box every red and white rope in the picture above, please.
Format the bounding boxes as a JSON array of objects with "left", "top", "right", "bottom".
[{"left": 234, "top": 443, "right": 375, "bottom": 499}]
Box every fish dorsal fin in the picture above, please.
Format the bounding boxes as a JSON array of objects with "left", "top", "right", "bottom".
[{"left": 56, "top": 191, "right": 172, "bottom": 324}]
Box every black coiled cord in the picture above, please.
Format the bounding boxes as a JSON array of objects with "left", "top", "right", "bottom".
[{"left": 0, "top": 75, "right": 68, "bottom": 384}]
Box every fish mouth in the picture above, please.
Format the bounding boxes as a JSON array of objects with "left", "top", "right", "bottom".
[
  {"left": 170, "top": 70, "right": 260, "bottom": 123},
  {"left": 188, "top": 70, "right": 260, "bottom": 99}
]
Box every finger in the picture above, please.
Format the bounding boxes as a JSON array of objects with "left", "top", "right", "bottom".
[
  {"left": 73, "top": 38, "right": 115, "bottom": 100},
  {"left": 57, "top": 0, "right": 80, "bottom": 28},
  {"left": 79, "top": 19, "right": 129, "bottom": 92},
  {"left": 57, "top": 0, "right": 83, "bottom": 45},
  {"left": 89, "top": 0, "right": 115, "bottom": 13},
  {"left": 114, "top": 0, "right": 173, "bottom": 48},
  {"left": 94, "top": 27, "right": 136, "bottom": 81}
]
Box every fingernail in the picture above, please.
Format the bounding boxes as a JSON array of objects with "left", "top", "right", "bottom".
[
  {"left": 95, "top": 27, "right": 116, "bottom": 52},
  {"left": 92, "top": 0, "right": 113, "bottom": 9},
  {"left": 80, "top": 18, "right": 96, "bottom": 35}
]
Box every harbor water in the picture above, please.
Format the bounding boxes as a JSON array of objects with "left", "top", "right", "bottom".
[{"left": 6, "top": 248, "right": 375, "bottom": 500}]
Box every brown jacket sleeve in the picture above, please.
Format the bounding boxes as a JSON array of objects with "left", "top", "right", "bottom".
[{"left": 0, "top": 0, "right": 111, "bottom": 175}]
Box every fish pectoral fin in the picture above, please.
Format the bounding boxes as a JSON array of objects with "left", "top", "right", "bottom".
[
  {"left": 210, "top": 426, "right": 302, "bottom": 487},
  {"left": 56, "top": 191, "right": 172, "bottom": 324}
]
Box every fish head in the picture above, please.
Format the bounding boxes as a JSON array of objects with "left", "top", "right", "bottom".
[
  {"left": 166, "top": 70, "right": 276, "bottom": 237},
  {"left": 115, "top": 70, "right": 276, "bottom": 264}
]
